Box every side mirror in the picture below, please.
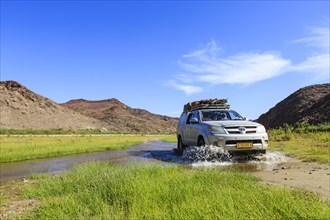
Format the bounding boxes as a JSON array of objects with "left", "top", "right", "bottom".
[{"left": 189, "top": 118, "right": 199, "bottom": 123}]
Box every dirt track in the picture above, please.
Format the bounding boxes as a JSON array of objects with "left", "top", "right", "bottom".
[{"left": 251, "top": 158, "right": 330, "bottom": 201}]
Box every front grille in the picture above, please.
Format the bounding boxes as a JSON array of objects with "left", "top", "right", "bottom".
[
  {"left": 225, "top": 126, "right": 257, "bottom": 134},
  {"left": 226, "top": 140, "right": 262, "bottom": 145},
  {"left": 226, "top": 131, "right": 240, "bottom": 134}
]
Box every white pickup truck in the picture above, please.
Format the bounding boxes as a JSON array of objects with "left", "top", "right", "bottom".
[{"left": 177, "top": 99, "right": 268, "bottom": 155}]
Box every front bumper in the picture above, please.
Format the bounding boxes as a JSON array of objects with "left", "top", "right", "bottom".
[{"left": 207, "top": 133, "right": 268, "bottom": 152}]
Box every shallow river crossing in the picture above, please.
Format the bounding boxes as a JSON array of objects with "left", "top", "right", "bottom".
[{"left": 0, "top": 141, "right": 288, "bottom": 183}]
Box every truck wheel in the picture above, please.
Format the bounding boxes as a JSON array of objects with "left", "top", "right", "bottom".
[
  {"left": 197, "top": 137, "right": 205, "bottom": 147},
  {"left": 178, "top": 136, "right": 186, "bottom": 150}
]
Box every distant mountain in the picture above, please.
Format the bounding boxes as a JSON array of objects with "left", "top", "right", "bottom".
[
  {"left": 62, "top": 99, "right": 178, "bottom": 133},
  {"left": 0, "top": 80, "right": 178, "bottom": 133},
  {"left": 0, "top": 81, "right": 109, "bottom": 130},
  {"left": 257, "top": 83, "right": 330, "bottom": 129}
]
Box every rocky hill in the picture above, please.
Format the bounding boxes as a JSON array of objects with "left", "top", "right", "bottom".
[
  {"left": 62, "top": 99, "right": 177, "bottom": 133},
  {"left": 0, "top": 80, "right": 177, "bottom": 133},
  {"left": 257, "top": 83, "right": 330, "bottom": 129},
  {"left": 2, "top": 80, "right": 328, "bottom": 132},
  {"left": 0, "top": 81, "right": 109, "bottom": 130}
]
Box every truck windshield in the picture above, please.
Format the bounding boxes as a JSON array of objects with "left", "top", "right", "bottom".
[{"left": 201, "top": 110, "right": 244, "bottom": 121}]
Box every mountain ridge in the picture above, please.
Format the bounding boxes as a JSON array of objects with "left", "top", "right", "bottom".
[
  {"left": 1, "top": 80, "right": 328, "bottom": 132},
  {"left": 257, "top": 83, "right": 330, "bottom": 129},
  {"left": 61, "top": 98, "right": 177, "bottom": 133},
  {"left": 0, "top": 80, "right": 110, "bottom": 130},
  {"left": 0, "top": 80, "right": 177, "bottom": 133}
]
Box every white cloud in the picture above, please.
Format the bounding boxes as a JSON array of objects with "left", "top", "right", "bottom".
[
  {"left": 167, "top": 80, "right": 203, "bottom": 95},
  {"left": 179, "top": 51, "right": 291, "bottom": 84},
  {"left": 291, "top": 54, "right": 330, "bottom": 81},
  {"left": 182, "top": 40, "right": 224, "bottom": 62},
  {"left": 293, "top": 27, "right": 330, "bottom": 52},
  {"left": 169, "top": 26, "right": 329, "bottom": 95},
  {"left": 291, "top": 26, "right": 330, "bottom": 81}
]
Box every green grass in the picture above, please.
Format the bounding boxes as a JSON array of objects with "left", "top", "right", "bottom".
[
  {"left": 268, "top": 125, "right": 330, "bottom": 164},
  {"left": 1, "top": 125, "right": 329, "bottom": 219},
  {"left": 0, "top": 135, "right": 176, "bottom": 163},
  {"left": 157, "top": 134, "right": 177, "bottom": 142},
  {"left": 1, "top": 123, "right": 329, "bottom": 164},
  {"left": 276, "top": 122, "right": 330, "bottom": 134},
  {"left": 21, "top": 162, "right": 329, "bottom": 219}
]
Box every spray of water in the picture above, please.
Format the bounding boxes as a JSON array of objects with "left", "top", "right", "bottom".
[
  {"left": 182, "top": 145, "right": 232, "bottom": 162},
  {"left": 180, "top": 145, "right": 288, "bottom": 168},
  {"left": 250, "top": 151, "right": 289, "bottom": 171}
]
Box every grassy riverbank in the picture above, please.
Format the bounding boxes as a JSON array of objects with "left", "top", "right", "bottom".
[
  {"left": 1, "top": 125, "right": 329, "bottom": 219},
  {"left": 20, "top": 162, "right": 329, "bottom": 219},
  {"left": 268, "top": 123, "right": 330, "bottom": 164},
  {"left": 1, "top": 123, "right": 328, "bottom": 164},
  {"left": 0, "top": 135, "right": 175, "bottom": 163}
]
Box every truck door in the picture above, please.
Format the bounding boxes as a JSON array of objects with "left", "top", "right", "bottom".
[
  {"left": 189, "top": 110, "right": 201, "bottom": 146},
  {"left": 183, "top": 112, "right": 193, "bottom": 145}
]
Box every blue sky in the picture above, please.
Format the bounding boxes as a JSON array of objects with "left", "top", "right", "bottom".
[{"left": 1, "top": 1, "right": 329, "bottom": 119}]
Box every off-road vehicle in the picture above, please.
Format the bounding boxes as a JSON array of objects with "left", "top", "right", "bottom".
[{"left": 177, "top": 99, "right": 268, "bottom": 155}]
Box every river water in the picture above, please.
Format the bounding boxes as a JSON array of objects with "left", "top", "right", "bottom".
[{"left": 0, "top": 141, "right": 288, "bottom": 183}]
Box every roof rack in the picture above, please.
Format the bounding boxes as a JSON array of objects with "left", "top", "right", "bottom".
[{"left": 183, "top": 99, "right": 230, "bottom": 112}]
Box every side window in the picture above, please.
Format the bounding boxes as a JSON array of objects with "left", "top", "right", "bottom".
[
  {"left": 192, "top": 111, "right": 200, "bottom": 121},
  {"left": 186, "top": 112, "right": 193, "bottom": 124},
  {"left": 186, "top": 110, "right": 200, "bottom": 124},
  {"left": 186, "top": 110, "right": 201, "bottom": 124}
]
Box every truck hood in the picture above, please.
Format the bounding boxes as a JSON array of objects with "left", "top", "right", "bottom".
[{"left": 202, "top": 120, "right": 263, "bottom": 127}]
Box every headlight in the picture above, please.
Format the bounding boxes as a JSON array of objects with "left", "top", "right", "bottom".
[
  {"left": 256, "top": 125, "right": 266, "bottom": 134},
  {"left": 208, "top": 126, "right": 226, "bottom": 134}
]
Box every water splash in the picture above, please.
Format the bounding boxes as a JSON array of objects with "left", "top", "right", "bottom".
[
  {"left": 180, "top": 145, "right": 288, "bottom": 169},
  {"left": 249, "top": 151, "right": 289, "bottom": 170},
  {"left": 263, "top": 151, "right": 288, "bottom": 163},
  {"left": 182, "top": 145, "right": 232, "bottom": 162}
]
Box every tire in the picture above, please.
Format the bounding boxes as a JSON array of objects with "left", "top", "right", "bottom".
[
  {"left": 197, "top": 137, "right": 205, "bottom": 147},
  {"left": 177, "top": 136, "right": 186, "bottom": 150}
]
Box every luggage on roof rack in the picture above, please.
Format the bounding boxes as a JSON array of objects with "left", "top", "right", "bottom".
[{"left": 183, "top": 99, "right": 230, "bottom": 112}]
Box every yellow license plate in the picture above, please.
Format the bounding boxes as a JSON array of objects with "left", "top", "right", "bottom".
[{"left": 237, "top": 142, "right": 253, "bottom": 149}]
